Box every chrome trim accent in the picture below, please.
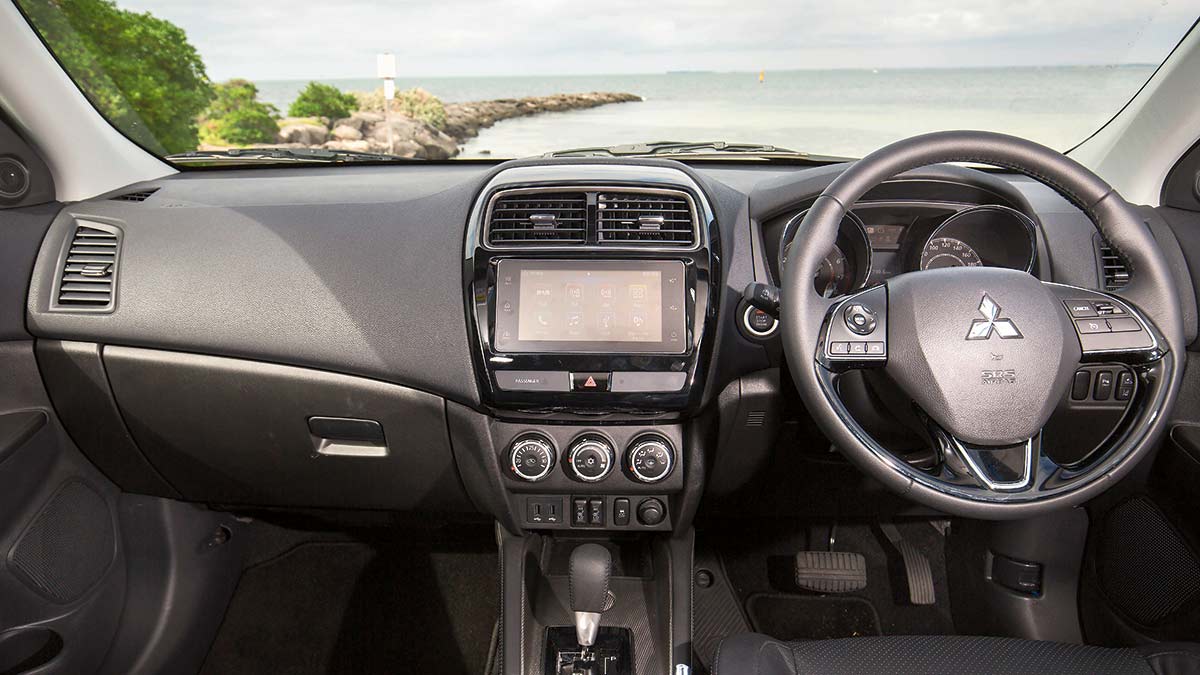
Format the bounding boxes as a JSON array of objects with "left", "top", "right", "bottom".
[
  {"left": 627, "top": 436, "right": 675, "bottom": 483},
  {"left": 465, "top": 164, "right": 715, "bottom": 257},
  {"left": 509, "top": 436, "right": 555, "bottom": 482},
  {"left": 482, "top": 185, "right": 702, "bottom": 251},
  {"left": 921, "top": 204, "right": 1039, "bottom": 274},
  {"left": 741, "top": 304, "right": 778, "bottom": 338},
  {"left": 568, "top": 437, "right": 614, "bottom": 483},
  {"left": 936, "top": 430, "right": 1035, "bottom": 491}
]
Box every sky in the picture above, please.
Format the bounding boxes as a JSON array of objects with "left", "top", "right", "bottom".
[{"left": 118, "top": 0, "right": 1200, "bottom": 81}]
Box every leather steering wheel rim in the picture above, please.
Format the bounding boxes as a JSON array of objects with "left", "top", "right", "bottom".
[{"left": 781, "top": 130, "right": 1186, "bottom": 520}]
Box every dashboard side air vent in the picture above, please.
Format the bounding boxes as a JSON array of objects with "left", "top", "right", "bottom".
[
  {"left": 487, "top": 192, "right": 587, "bottom": 245},
  {"left": 597, "top": 191, "right": 696, "bottom": 245},
  {"left": 1097, "top": 236, "right": 1130, "bottom": 291},
  {"left": 110, "top": 187, "right": 159, "bottom": 202},
  {"left": 53, "top": 222, "right": 121, "bottom": 311}
]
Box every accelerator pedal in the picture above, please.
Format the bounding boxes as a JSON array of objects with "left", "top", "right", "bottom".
[
  {"left": 794, "top": 551, "right": 868, "bottom": 594},
  {"left": 880, "top": 523, "right": 936, "bottom": 605}
]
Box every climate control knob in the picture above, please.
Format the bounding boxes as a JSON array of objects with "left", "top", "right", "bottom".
[
  {"left": 626, "top": 436, "right": 675, "bottom": 483},
  {"left": 509, "top": 435, "right": 555, "bottom": 482},
  {"left": 567, "top": 436, "right": 614, "bottom": 483}
]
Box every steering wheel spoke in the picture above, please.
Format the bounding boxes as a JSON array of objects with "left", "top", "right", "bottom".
[
  {"left": 930, "top": 425, "right": 1058, "bottom": 495},
  {"left": 817, "top": 284, "right": 888, "bottom": 371},
  {"left": 1045, "top": 282, "right": 1168, "bottom": 364}
]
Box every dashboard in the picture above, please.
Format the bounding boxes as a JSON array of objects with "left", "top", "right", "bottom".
[{"left": 21, "top": 157, "right": 1165, "bottom": 533}]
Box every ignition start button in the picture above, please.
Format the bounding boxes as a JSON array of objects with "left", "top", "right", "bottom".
[{"left": 844, "top": 304, "right": 877, "bottom": 335}]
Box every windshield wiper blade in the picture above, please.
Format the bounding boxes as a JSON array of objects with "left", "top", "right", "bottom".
[
  {"left": 164, "top": 147, "right": 416, "bottom": 164},
  {"left": 544, "top": 140, "right": 852, "bottom": 161}
]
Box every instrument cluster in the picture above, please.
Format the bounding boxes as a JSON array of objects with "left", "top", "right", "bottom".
[{"left": 775, "top": 201, "right": 1038, "bottom": 297}]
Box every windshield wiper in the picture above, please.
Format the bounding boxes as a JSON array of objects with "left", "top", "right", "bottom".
[
  {"left": 545, "top": 140, "right": 853, "bottom": 161},
  {"left": 164, "top": 147, "right": 417, "bottom": 165}
]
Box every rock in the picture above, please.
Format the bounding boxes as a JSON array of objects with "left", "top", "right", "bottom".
[
  {"left": 323, "top": 139, "right": 371, "bottom": 153},
  {"left": 441, "top": 92, "right": 640, "bottom": 142},
  {"left": 331, "top": 124, "right": 363, "bottom": 141},
  {"left": 333, "top": 111, "right": 384, "bottom": 134},
  {"left": 276, "top": 123, "right": 328, "bottom": 146},
  {"left": 367, "top": 116, "right": 457, "bottom": 159}
]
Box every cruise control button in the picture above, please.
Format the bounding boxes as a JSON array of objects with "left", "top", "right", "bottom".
[
  {"left": 1106, "top": 317, "right": 1142, "bottom": 333},
  {"left": 571, "top": 372, "right": 610, "bottom": 392},
  {"left": 1065, "top": 300, "right": 1096, "bottom": 318},
  {"left": 1075, "top": 318, "right": 1110, "bottom": 334}
]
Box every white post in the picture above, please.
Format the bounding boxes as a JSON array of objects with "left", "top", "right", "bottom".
[{"left": 377, "top": 53, "right": 397, "bottom": 154}]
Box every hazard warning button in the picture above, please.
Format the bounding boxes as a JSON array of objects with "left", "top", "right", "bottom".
[{"left": 570, "top": 372, "right": 611, "bottom": 392}]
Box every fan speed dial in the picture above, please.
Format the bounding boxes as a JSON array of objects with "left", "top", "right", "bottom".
[{"left": 509, "top": 435, "right": 555, "bottom": 482}]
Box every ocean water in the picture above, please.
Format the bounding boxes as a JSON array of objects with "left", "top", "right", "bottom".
[{"left": 254, "top": 66, "right": 1154, "bottom": 159}]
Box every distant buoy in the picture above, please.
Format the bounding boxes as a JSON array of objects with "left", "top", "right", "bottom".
[{"left": 759, "top": 70, "right": 765, "bottom": 83}]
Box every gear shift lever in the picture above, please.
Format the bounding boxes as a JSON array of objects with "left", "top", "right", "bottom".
[{"left": 568, "top": 543, "right": 612, "bottom": 649}]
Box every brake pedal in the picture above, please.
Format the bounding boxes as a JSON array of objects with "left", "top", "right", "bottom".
[
  {"left": 880, "top": 523, "right": 936, "bottom": 605},
  {"left": 794, "top": 551, "right": 868, "bottom": 594}
]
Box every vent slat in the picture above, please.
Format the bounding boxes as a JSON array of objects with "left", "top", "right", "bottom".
[
  {"left": 487, "top": 192, "right": 587, "bottom": 245},
  {"left": 597, "top": 192, "right": 695, "bottom": 246},
  {"left": 57, "top": 224, "right": 119, "bottom": 309},
  {"left": 1098, "top": 240, "right": 1130, "bottom": 291}
]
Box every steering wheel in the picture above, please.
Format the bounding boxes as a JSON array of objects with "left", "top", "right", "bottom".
[{"left": 782, "top": 130, "right": 1185, "bottom": 519}]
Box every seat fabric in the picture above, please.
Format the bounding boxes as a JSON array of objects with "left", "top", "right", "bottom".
[{"left": 714, "top": 634, "right": 1200, "bottom": 675}]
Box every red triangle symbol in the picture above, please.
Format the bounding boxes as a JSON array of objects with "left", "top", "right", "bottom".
[{"left": 584, "top": 376, "right": 597, "bottom": 388}]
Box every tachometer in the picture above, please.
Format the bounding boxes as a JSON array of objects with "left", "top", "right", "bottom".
[
  {"left": 814, "top": 245, "right": 851, "bottom": 297},
  {"left": 920, "top": 237, "right": 982, "bottom": 270}
]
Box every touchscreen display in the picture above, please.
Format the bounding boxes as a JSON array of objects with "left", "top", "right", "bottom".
[{"left": 494, "top": 260, "right": 687, "bottom": 354}]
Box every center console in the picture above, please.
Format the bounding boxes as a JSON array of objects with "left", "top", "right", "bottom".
[{"left": 461, "top": 164, "right": 719, "bottom": 674}]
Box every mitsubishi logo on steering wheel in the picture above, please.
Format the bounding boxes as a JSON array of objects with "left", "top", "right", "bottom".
[{"left": 966, "top": 294, "right": 1023, "bottom": 340}]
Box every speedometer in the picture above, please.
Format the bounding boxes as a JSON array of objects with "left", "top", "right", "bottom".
[
  {"left": 920, "top": 237, "right": 982, "bottom": 270},
  {"left": 814, "top": 245, "right": 850, "bottom": 297}
]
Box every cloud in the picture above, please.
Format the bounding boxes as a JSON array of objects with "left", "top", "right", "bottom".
[{"left": 118, "top": 0, "right": 1200, "bottom": 80}]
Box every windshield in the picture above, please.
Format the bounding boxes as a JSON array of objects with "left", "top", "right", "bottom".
[{"left": 14, "top": 0, "right": 1200, "bottom": 164}]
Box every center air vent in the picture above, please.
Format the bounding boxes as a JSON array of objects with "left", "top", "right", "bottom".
[
  {"left": 597, "top": 192, "right": 695, "bottom": 245},
  {"left": 54, "top": 222, "right": 120, "bottom": 311},
  {"left": 487, "top": 192, "right": 587, "bottom": 244},
  {"left": 1097, "top": 236, "right": 1130, "bottom": 291},
  {"left": 110, "top": 187, "right": 158, "bottom": 202}
]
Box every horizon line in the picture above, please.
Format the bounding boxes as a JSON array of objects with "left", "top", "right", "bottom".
[{"left": 234, "top": 62, "right": 1158, "bottom": 83}]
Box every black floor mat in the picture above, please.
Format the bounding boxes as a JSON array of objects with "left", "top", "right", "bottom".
[
  {"left": 201, "top": 538, "right": 497, "bottom": 675},
  {"left": 706, "top": 519, "right": 955, "bottom": 637},
  {"left": 746, "top": 593, "right": 881, "bottom": 640}
]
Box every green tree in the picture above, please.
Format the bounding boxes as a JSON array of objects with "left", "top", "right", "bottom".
[
  {"left": 353, "top": 87, "right": 447, "bottom": 129},
  {"left": 17, "top": 0, "right": 213, "bottom": 154},
  {"left": 289, "top": 82, "right": 357, "bottom": 120},
  {"left": 199, "top": 80, "right": 279, "bottom": 146}
]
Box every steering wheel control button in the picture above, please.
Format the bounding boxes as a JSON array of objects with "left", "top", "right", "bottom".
[
  {"left": 509, "top": 435, "right": 555, "bottom": 482},
  {"left": 627, "top": 436, "right": 675, "bottom": 483},
  {"left": 1075, "top": 318, "right": 1110, "bottom": 334},
  {"left": 568, "top": 436, "right": 614, "bottom": 482},
  {"left": 1094, "top": 371, "right": 1115, "bottom": 401},
  {"left": 1066, "top": 300, "right": 1097, "bottom": 318},
  {"left": 1116, "top": 372, "right": 1136, "bottom": 401},
  {"left": 636, "top": 498, "right": 666, "bottom": 526},
  {"left": 571, "top": 372, "right": 610, "bottom": 392},
  {"left": 1106, "top": 317, "right": 1142, "bottom": 333},
  {"left": 1071, "top": 371, "right": 1092, "bottom": 400},
  {"left": 843, "top": 304, "right": 877, "bottom": 335},
  {"left": 866, "top": 342, "right": 884, "bottom": 355},
  {"left": 829, "top": 341, "right": 850, "bottom": 355}
]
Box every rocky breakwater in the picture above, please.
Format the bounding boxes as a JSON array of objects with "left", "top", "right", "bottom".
[{"left": 274, "top": 91, "right": 641, "bottom": 159}]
